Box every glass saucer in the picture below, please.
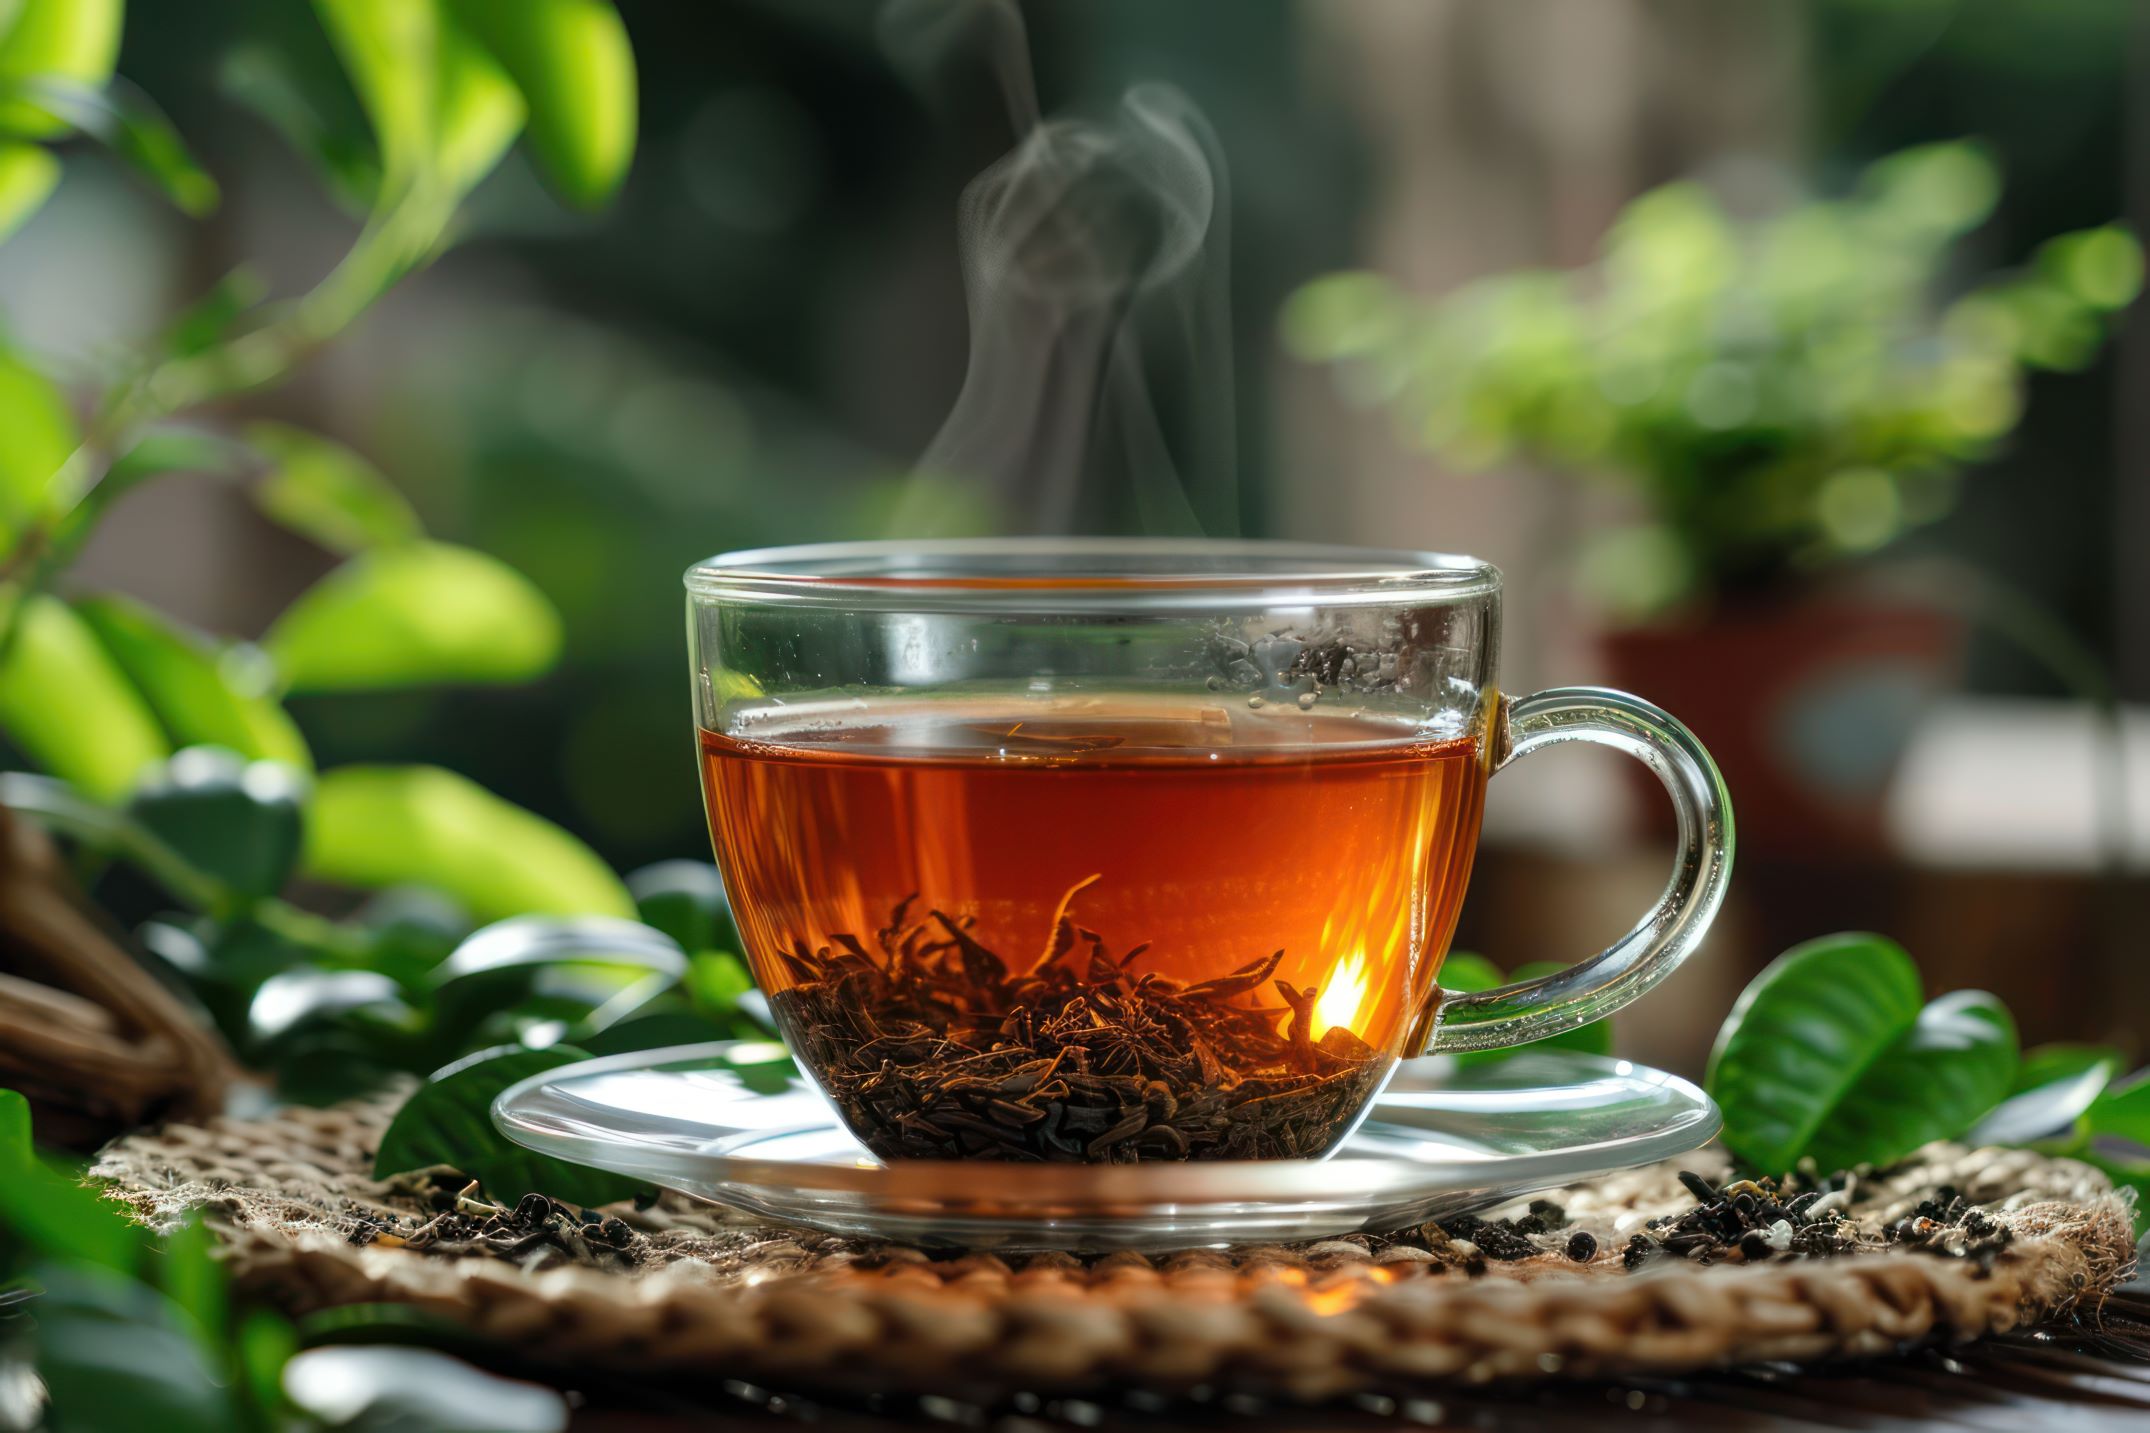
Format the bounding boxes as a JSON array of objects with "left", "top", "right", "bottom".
[{"left": 492, "top": 1041, "right": 1719, "bottom": 1251}]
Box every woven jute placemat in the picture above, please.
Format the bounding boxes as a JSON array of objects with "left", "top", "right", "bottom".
[{"left": 91, "top": 1093, "right": 2137, "bottom": 1400}]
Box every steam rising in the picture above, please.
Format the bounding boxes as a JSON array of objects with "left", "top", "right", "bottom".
[{"left": 881, "top": 0, "right": 1236, "bottom": 536}]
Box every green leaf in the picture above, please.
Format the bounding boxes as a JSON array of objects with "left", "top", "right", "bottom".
[
  {"left": 578, "top": 1008, "right": 732, "bottom": 1056},
  {"left": 1706, "top": 934, "right": 2017, "bottom": 1174},
  {"left": 1971, "top": 1043, "right": 2122, "bottom": 1146},
  {"left": 444, "top": 0, "right": 635, "bottom": 208},
  {"left": 1437, "top": 951, "right": 1503, "bottom": 995},
  {"left": 0, "top": 336, "right": 74, "bottom": 533},
  {"left": 126, "top": 747, "right": 307, "bottom": 899},
  {"left": 1, "top": 75, "right": 218, "bottom": 216},
  {"left": 374, "top": 1044, "right": 643, "bottom": 1206},
  {"left": 684, "top": 950, "right": 754, "bottom": 1020},
  {"left": 303, "top": 764, "right": 632, "bottom": 921},
  {"left": 628, "top": 860, "right": 737, "bottom": 954},
  {"left": 31, "top": 1264, "right": 239, "bottom": 1433},
  {"left": 0, "top": 137, "right": 57, "bottom": 242},
  {"left": 264, "top": 540, "right": 562, "bottom": 692},
  {"left": 76, "top": 593, "right": 312, "bottom": 769},
  {"left": 154, "top": 1214, "right": 229, "bottom": 1360},
  {"left": 2087, "top": 1070, "right": 2150, "bottom": 1145},
  {"left": 0, "top": 0, "right": 121, "bottom": 138},
  {"left": 0, "top": 1088, "right": 144, "bottom": 1273},
  {"left": 0, "top": 591, "right": 170, "bottom": 801},
  {"left": 311, "top": 0, "right": 526, "bottom": 201},
  {"left": 245, "top": 421, "right": 421, "bottom": 555},
  {"left": 236, "top": 1311, "right": 297, "bottom": 1422}
]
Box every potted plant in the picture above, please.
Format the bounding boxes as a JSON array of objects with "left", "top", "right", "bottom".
[{"left": 1283, "top": 141, "right": 2139, "bottom": 850}]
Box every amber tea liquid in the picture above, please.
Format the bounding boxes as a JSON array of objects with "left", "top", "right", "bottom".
[{"left": 700, "top": 695, "right": 1489, "bottom": 1160}]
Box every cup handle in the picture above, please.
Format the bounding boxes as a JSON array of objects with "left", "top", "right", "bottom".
[{"left": 1421, "top": 686, "right": 1735, "bottom": 1056}]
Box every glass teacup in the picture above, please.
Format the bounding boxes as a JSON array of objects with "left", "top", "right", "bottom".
[{"left": 685, "top": 539, "right": 1731, "bottom": 1162}]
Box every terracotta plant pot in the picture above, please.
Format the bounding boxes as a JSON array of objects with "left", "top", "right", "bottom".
[{"left": 1598, "top": 591, "right": 1964, "bottom": 856}]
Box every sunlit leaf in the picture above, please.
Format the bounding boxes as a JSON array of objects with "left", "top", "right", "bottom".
[
  {"left": 0, "top": 137, "right": 56, "bottom": 242},
  {"left": 431, "top": 13, "right": 523, "bottom": 195},
  {"left": 303, "top": 764, "right": 633, "bottom": 920},
  {"left": 311, "top": 0, "right": 435, "bottom": 188},
  {"left": 245, "top": 420, "right": 421, "bottom": 555},
  {"left": 0, "top": 591, "right": 169, "bottom": 800},
  {"left": 76, "top": 593, "right": 312, "bottom": 769},
  {"left": 0, "top": 0, "right": 121, "bottom": 138},
  {"left": 264, "top": 540, "right": 562, "bottom": 692},
  {"left": 0, "top": 334, "right": 72, "bottom": 534},
  {"left": 2, "top": 75, "right": 218, "bottom": 216},
  {"left": 444, "top": 0, "right": 635, "bottom": 208}
]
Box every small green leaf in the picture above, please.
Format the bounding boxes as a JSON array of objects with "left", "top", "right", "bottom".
[
  {"left": 628, "top": 860, "right": 737, "bottom": 954},
  {"left": 127, "top": 747, "right": 308, "bottom": 899},
  {"left": 2, "top": 75, "right": 218, "bottom": 216},
  {"left": 0, "top": 0, "right": 122, "bottom": 138},
  {"left": 0, "top": 591, "right": 170, "bottom": 801},
  {"left": 1707, "top": 934, "right": 2016, "bottom": 1174},
  {"left": 374, "top": 1045, "right": 643, "bottom": 1206},
  {"left": 0, "top": 137, "right": 57, "bottom": 242},
  {"left": 264, "top": 540, "right": 562, "bottom": 692},
  {"left": 245, "top": 421, "right": 421, "bottom": 555},
  {"left": 444, "top": 0, "right": 635, "bottom": 208},
  {"left": 76, "top": 593, "right": 312, "bottom": 769},
  {"left": 685, "top": 949, "right": 754, "bottom": 1020},
  {"left": 303, "top": 764, "right": 633, "bottom": 921},
  {"left": 430, "top": 13, "right": 523, "bottom": 195},
  {"left": 311, "top": 0, "right": 435, "bottom": 187},
  {"left": 2087, "top": 1071, "right": 2150, "bottom": 1146},
  {"left": 0, "top": 335, "right": 74, "bottom": 533}
]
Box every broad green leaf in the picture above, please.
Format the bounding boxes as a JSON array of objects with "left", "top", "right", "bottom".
[
  {"left": 2087, "top": 1070, "right": 2150, "bottom": 1146},
  {"left": 0, "top": 1088, "right": 144, "bottom": 1272},
  {"left": 248, "top": 967, "right": 407, "bottom": 1045},
  {"left": 0, "top": 337, "right": 73, "bottom": 533},
  {"left": 578, "top": 1008, "right": 733, "bottom": 1056},
  {"left": 1799, "top": 990, "right": 2016, "bottom": 1174},
  {"left": 76, "top": 594, "right": 312, "bottom": 769},
  {"left": 373, "top": 1044, "right": 643, "bottom": 1206},
  {"left": 0, "top": 137, "right": 57, "bottom": 242},
  {"left": 31, "top": 1265, "right": 238, "bottom": 1433},
  {"left": 1706, "top": 934, "right": 2015, "bottom": 1174},
  {"left": 264, "top": 541, "right": 562, "bottom": 692},
  {"left": 282, "top": 1346, "right": 569, "bottom": 1432},
  {"left": 0, "top": 0, "right": 121, "bottom": 138},
  {"left": 1971, "top": 1043, "right": 2123, "bottom": 1145},
  {"left": 2, "top": 75, "right": 218, "bottom": 216},
  {"left": 445, "top": 0, "right": 635, "bottom": 208},
  {"left": 127, "top": 747, "right": 308, "bottom": 898},
  {"left": 303, "top": 764, "right": 632, "bottom": 921},
  {"left": 245, "top": 420, "right": 421, "bottom": 555},
  {"left": 0, "top": 591, "right": 169, "bottom": 800},
  {"left": 628, "top": 859, "right": 737, "bottom": 954},
  {"left": 155, "top": 1214, "right": 229, "bottom": 1360}
]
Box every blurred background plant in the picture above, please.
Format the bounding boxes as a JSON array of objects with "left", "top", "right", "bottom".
[{"left": 1283, "top": 141, "right": 2141, "bottom": 625}]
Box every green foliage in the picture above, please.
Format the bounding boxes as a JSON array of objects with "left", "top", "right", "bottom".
[
  {"left": 1706, "top": 933, "right": 2017, "bottom": 1174},
  {"left": 303, "top": 764, "right": 631, "bottom": 920},
  {"left": 0, "top": 137, "right": 58, "bottom": 241},
  {"left": 76, "top": 594, "right": 312, "bottom": 769},
  {"left": 128, "top": 748, "right": 308, "bottom": 900},
  {"left": 246, "top": 421, "right": 421, "bottom": 555},
  {"left": 1286, "top": 141, "right": 2143, "bottom": 617},
  {"left": 0, "top": 0, "right": 121, "bottom": 139},
  {"left": 629, "top": 858, "right": 740, "bottom": 954},
  {"left": 265, "top": 541, "right": 564, "bottom": 693},
  {"left": 373, "top": 1045, "right": 645, "bottom": 1205},
  {"left": 1438, "top": 951, "right": 1615, "bottom": 1064},
  {"left": 0, "top": 338, "right": 73, "bottom": 537},
  {"left": 443, "top": 0, "right": 636, "bottom": 207},
  {"left": 0, "top": 590, "right": 169, "bottom": 800}
]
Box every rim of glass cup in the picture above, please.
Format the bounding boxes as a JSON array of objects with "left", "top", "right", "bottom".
[{"left": 684, "top": 537, "right": 1501, "bottom": 610}]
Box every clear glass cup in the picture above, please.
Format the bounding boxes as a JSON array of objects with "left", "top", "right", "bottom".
[{"left": 685, "top": 538, "right": 1732, "bottom": 1162}]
